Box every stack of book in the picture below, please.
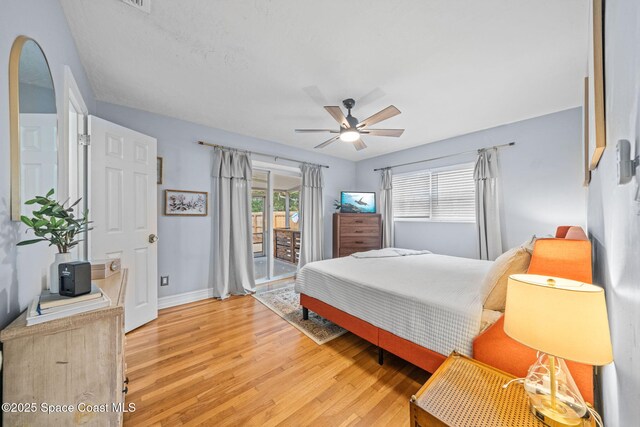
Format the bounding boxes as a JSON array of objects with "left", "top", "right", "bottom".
[{"left": 26, "top": 284, "right": 111, "bottom": 326}]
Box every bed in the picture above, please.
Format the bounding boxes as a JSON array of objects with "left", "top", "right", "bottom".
[
  {"left": 295, "top": 248, "right": 500, "bottom": 373},
  {"left": 295, "top": 226, "right": 596, "bottom": 403}
]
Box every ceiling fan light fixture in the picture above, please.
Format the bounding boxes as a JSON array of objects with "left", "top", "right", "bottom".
[
  {"left": 340, "top": 129, "right": 360, "bottom": 142},
  {"left": 299, "top": 98, "right": 404, "bottom": 150}
]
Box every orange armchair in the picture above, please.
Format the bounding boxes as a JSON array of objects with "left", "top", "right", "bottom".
[{"left": 473, "top": 226, "right": 594, "bottom": 403}]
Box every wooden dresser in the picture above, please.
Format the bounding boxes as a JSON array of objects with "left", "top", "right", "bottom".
[
  {"left": 0, "top": 270, "right": 128, "bottom": 427},
  {"left": 274, "top": 228, "right": 300, "bottom": 264},
  {"left": 332, "top": 213, "right": 382, "bottom": 257}
]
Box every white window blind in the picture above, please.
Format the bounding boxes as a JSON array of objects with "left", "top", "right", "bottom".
[
  {"left": 392, "top": 165, "right": 476, "bottom": 222},
  {"left": 392, "top": 170, "right": 432, "bottom": 218}
]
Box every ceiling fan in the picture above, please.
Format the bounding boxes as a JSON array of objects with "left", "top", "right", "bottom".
[{"left": 295, "top": 98, "right": 404, "bottom": 151}]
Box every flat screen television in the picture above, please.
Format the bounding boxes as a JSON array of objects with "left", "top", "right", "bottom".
[{"left": 340, "top": 191, "right": 376, "bottom": 214}]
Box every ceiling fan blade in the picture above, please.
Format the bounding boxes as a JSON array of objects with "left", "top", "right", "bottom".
[
  {"left": 357, "top": 105, "right": 401, "bottom": 128},
  {"left": 357, "top": 87, "right": 386, "bottom": 107},
  {"left": 302, "top": 85, "right": 329, "bottom": 106},
  {"left": 295, "top": 129, "right": 337, "bottom": 133},
  {"left": 314, "top": 135, "right": 340, "bottom": 149},
  {"left": 324, "top": 106, "right": 349, "bottom": 128},
  {"left": 352, "top": 138, "right": 367, "bottom": 151},
  {"left": 360, "top": 129, "right": 404, "bottom": 137}
]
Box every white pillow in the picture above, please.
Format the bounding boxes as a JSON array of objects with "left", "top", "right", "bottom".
[{"left": 482, "top": 246, "right": 532, "bottom": 311}]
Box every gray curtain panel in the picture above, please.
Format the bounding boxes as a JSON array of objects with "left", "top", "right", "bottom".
[
  {"left": 380, "top": 168, "right": 394, "bottom": 248},
  {"left": 211, "top": 148, "right": 256, "bottom": 298},
  {"left": 298, "top": 163, "right": 324, "bottom": 268},
  {"left": 474, "top": 147, "right": 503, "bottom": 260}
]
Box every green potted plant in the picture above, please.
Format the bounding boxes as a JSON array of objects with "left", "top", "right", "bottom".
[{"left": 17, "top": 189, "right": 92, "bottom": 293}]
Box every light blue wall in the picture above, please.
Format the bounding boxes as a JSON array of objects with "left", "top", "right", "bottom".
[
  {"left": 95, "top": 101, "right": 356, "bottom": 298},
  {"left": 356, "top": 108, "right": 586, "bottom": 257},
  {"left": 96, "top": 103, "right": 585, "bottom": 298},
  {"left": 0, "top": 0, "right": 96, "bottom": 328},
  {"left": 588, "top": 0, "right": 640, "bottom": 424}
]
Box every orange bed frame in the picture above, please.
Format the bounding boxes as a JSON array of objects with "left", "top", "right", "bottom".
[
  {"left": 299, "top": 226, "right": 595, "bottom": 403},
  {"left": 300, "top": 294, "right": 447, "bottom": 372}
]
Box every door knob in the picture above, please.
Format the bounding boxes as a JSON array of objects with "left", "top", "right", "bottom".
[{"left": 149, "top": 234, "right": 159, "bottom": 243}]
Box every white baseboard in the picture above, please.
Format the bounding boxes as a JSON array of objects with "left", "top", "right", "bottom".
[{"left": 158, "top": 288, "right": 214, "bottom": 309}]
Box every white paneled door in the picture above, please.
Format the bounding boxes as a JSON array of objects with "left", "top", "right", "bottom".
[
  {"left": 20, "top": 113, "right": 58, "bottom": 213},
  {"left": 89, "top": 116, "right": 158, "bottom": 332}
]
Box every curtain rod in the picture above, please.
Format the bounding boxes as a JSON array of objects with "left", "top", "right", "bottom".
[
  {"left": 197, "top": 141, "right": 330, "bottom": 168},
  {"left": 373, "top": 142, "right": 516, "bottom": 172}
]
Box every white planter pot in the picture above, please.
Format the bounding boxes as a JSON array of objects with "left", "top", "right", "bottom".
[{"left": 49, "top": 252, "right": 72, "bottom": 293}]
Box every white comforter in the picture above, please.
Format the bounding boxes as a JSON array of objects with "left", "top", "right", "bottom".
[{"left": 295, "top": 252, "right": 493, "bottom": 356}]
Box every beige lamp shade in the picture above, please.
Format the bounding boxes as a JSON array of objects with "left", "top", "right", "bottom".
[{"left": 504, "top": 274, "right": 613, "bottom": 365}]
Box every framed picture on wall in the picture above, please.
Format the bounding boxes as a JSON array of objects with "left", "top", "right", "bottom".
[
  {"left": 157, "top": 157, "right": 163, "bottom": 185},
  {"left": 164, "top": 190, "right": 208, "bottom": 216},
  {"left": 587, "top": 0, "right": 606, "bottom": 170}
]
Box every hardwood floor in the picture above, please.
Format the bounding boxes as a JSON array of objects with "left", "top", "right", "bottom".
[{"left": 124, "top": 295, "right": 429, "bottom": 426}]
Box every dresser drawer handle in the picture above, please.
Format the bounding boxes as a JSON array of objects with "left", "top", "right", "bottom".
[
  {"left": 123, "top": 386, "right": 129, "bottom": 395},
  {"left": 355, "top": 241, "right": 364, "bottom": 244},
  {"left": 124, "top": 376, "right": 130, "bottom": 385},
  {"left": 355, "top": 230, "right": 363, "bottom": 233},
  {"left": 355, "top": 220, "right": 363, "bottom": 223}
]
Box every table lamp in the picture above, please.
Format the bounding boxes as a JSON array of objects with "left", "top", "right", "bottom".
[{"left": 504, "top": 274, "right": 613, "bottom": 427}]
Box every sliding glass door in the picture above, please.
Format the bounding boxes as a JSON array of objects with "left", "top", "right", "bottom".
[
  {"left": 252, "top": 170, "right": 270, "bottom": 282},
  {"left": 251, "top": 166, "right": 301, "bottom": 284}
]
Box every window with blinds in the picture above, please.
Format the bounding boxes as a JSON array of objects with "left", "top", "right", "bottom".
[
  {"left": 392, "top": 170, "right": 432, "bottom": 219},
  {"left": 392, "top": 165, "right": 476, "bottom": 222}
]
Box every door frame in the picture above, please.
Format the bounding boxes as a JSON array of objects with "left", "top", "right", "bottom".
[
  {"left": 252, "top": 167, "right": 273, "bottom": 282},
  {"left": 63, "top": 66, "right": 89, "bottom": 259}
]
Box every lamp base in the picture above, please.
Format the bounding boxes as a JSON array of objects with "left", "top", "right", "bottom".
[
  {"left": 528, "top": 395, "right": 583, "bottom": 427},
  {"left": 523, "top": 354, "right": 588, "bottom": 427}
]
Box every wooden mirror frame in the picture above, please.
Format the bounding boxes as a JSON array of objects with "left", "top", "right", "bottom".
[{"left": 9, "top": 36, "right": 57, "bottom": 221}]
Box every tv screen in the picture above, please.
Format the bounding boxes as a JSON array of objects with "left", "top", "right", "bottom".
[{"left": 340, "top": 191, "right": 376, "bottom": 214}]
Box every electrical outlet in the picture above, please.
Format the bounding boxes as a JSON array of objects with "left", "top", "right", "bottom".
[{"left": 160, "top": 276, "right": 169, "bottom": 286}]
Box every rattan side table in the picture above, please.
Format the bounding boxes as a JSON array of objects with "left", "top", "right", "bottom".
[{"left": 409, "top": 352, "right": 595, "bottom": 427}]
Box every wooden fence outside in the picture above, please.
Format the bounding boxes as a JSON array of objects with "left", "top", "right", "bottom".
[{"left": 252, "top": 211, "right": 299, "bottom": 254}]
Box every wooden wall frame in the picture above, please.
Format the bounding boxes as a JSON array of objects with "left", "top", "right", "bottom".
[
  {"left": 588, "top": 0, "right": 606, "bottom": 170},
  {"left": 164, "top": 189, "right": 208, "bottom": 216},
  {"left": 157, "top": 157, "right": 163, "bottom": 185},
  {"left": 583, "top": 77, "right": 591, "bottom": 186}
]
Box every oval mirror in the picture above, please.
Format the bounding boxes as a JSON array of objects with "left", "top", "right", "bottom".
[{"left": 9, "top": 36, "right": 58, "bottom": 221}]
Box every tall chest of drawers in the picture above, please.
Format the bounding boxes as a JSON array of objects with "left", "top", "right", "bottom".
[{"left": 332, "top": 213, "right": 382, "bottom": 258}]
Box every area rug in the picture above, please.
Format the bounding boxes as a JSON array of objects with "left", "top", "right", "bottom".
[{"left": 253, "top": 283, "right": 347, "bottom": 345}]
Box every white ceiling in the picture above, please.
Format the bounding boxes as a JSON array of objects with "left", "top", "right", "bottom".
[{"left": 60, "top": 0, "right": 588, "bottom": 161}]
